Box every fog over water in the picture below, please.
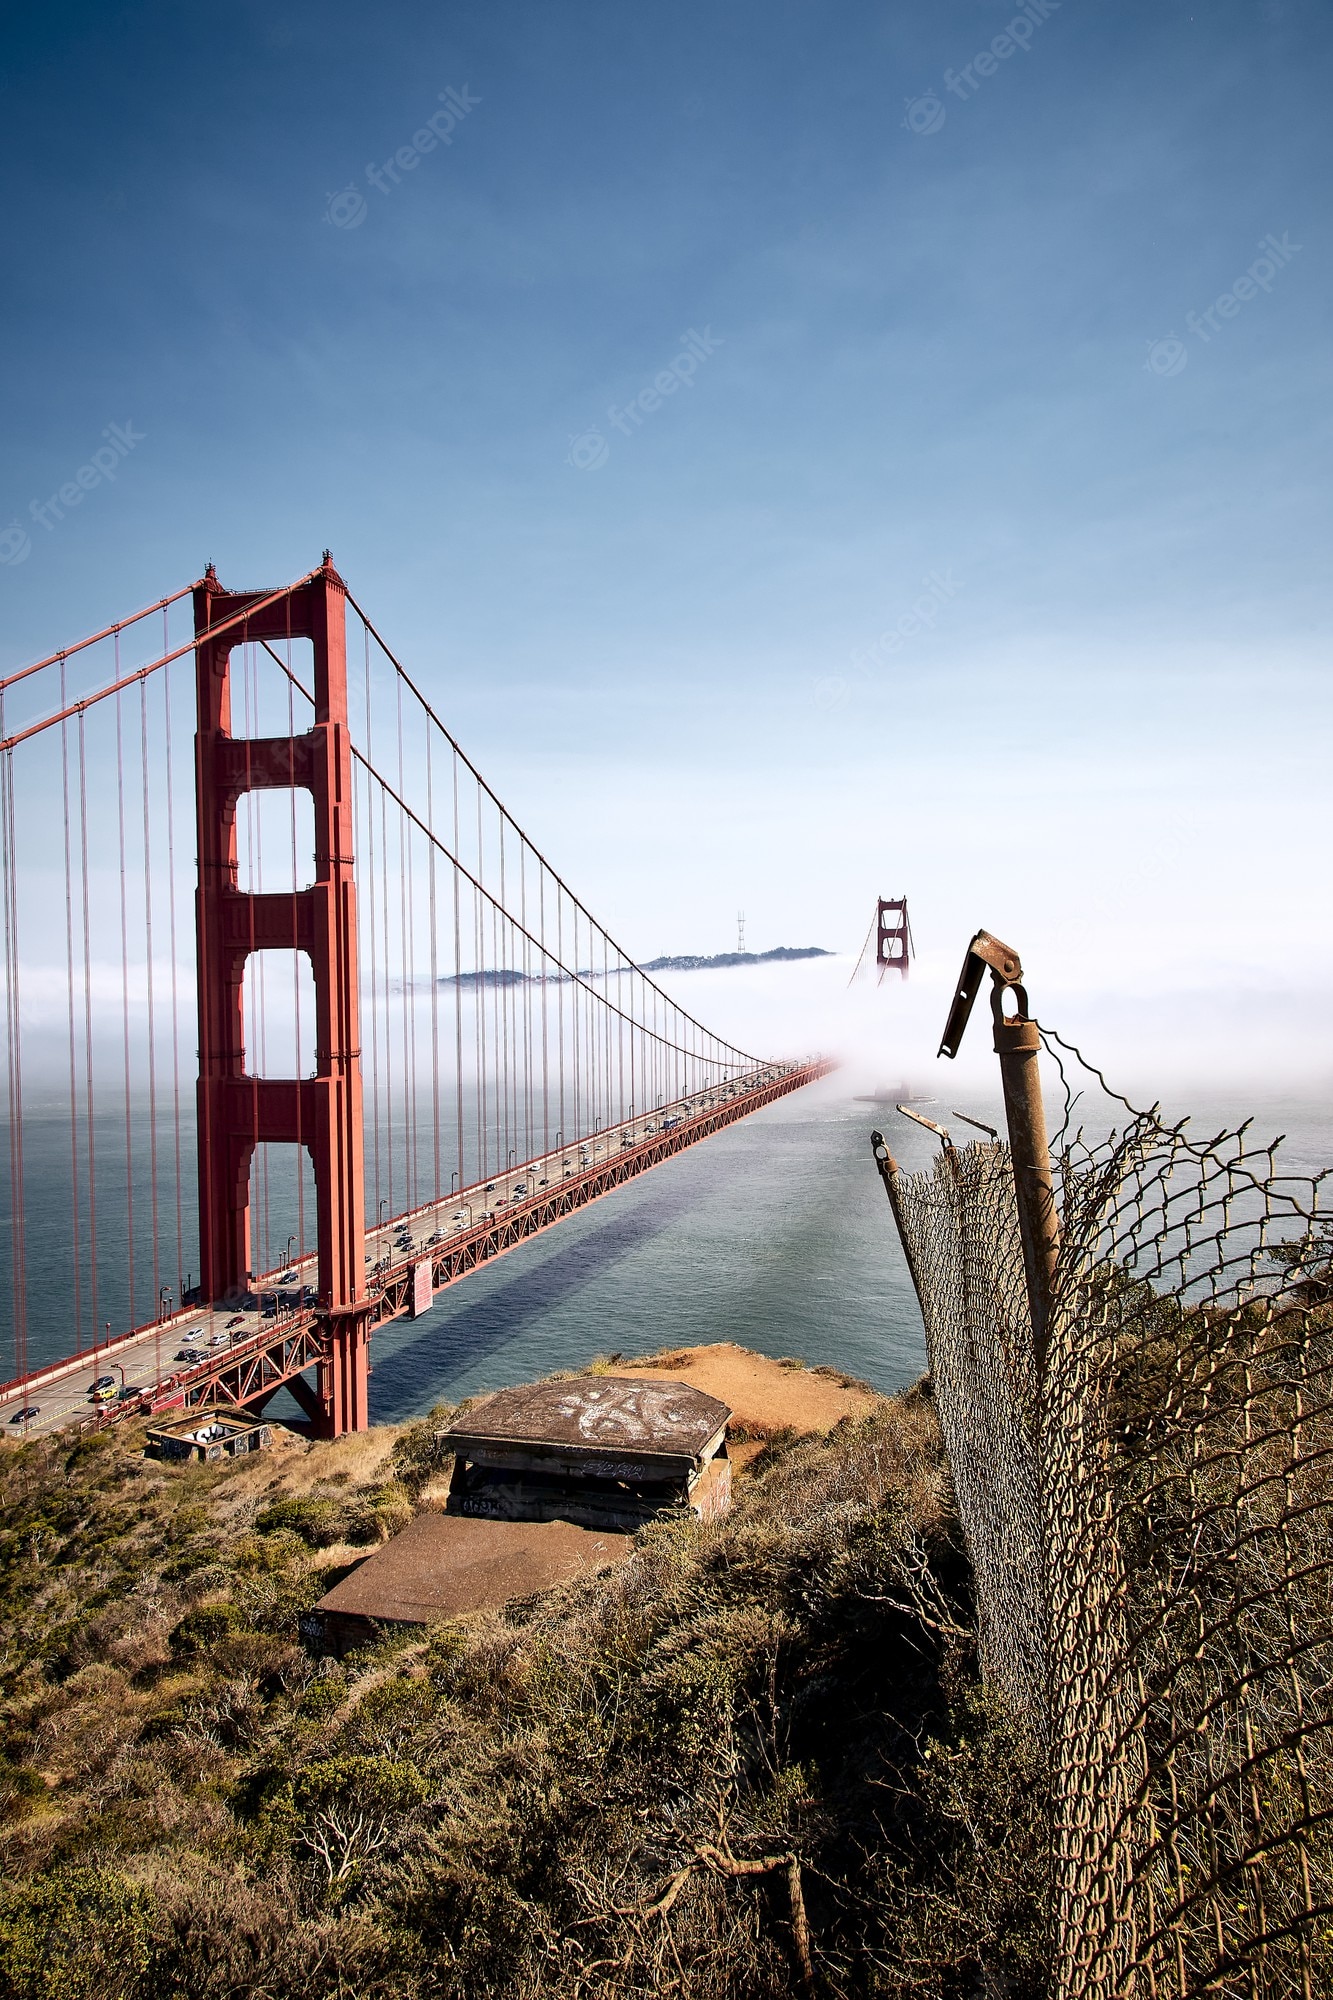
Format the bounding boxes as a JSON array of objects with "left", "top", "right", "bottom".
[{"left": 8, "top": 954, "right": 1326, "bottom": 1415}]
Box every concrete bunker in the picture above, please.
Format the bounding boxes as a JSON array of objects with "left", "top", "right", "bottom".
[
  {"left": 147, "top": 1412, "right": 273, "bottom": 1463},
  {"left": 307, "top": 1374, "right": 733, "bottom": 1653},
  {"left": 442, "top": 1375, "right": 733, "bottom": 1532}
]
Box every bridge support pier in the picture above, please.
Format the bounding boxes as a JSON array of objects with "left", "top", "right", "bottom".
[{"left": 193, "top": 555, "right": 369, "bottom": 1435}]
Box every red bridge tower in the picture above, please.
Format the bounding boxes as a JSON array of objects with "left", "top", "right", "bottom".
[
  {"left": 876, "top": 897, "right": 913, "bottom": 981},
  {"left": 193, "top": 556, "right": 369, "bottom": 1435}
]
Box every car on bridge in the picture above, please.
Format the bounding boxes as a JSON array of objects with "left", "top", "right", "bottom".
[
  {"left": 117, "top": 1385, "right": 145, "bottom": 1403},
  {"left": 9, "top": 1407, "right": 39, "bottom": 1424}
]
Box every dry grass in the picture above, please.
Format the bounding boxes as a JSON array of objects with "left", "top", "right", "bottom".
[{"left": 0, "top": 1378, "right": 1049, "bottom": 2000}]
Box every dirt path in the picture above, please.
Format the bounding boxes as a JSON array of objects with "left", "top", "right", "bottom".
[{"left": 620, "top": 1343, "right": 885, "bottom": 1465}]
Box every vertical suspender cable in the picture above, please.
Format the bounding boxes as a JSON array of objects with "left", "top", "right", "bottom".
[
  {"left": 162, "top": 660, "right": 185, "bottom": 1307},
  {"left": 362, "top": 627, "right": 381, "bottom": 1238},
  {"left": 139, "top": 681, "right": 161, "bottom": 1320},
  {"left": 426, "top": 724, "right": 440, "bottom": 1206},
  {"left": 0, "top": 726, "right": 27, "bottom": 1384},
  {"left": 379, "top": 779, "right": 393, "bottom": 1220},
  {"left": 451, "top": 745, "right": 464, "bottom": 1196},
  {"left": 78, "top": 714, "right": 99, "bottom": 1345},
  {"left": 59, "top": 668, "right": 84, "bottom": 1350},
  {"left": 114, "top": 687, "right": 136, "bottom": 1333}
]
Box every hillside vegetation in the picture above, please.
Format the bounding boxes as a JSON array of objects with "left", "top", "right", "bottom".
[{"left": 0, "top": 1383, "right": 1046, "bottom": 1999}]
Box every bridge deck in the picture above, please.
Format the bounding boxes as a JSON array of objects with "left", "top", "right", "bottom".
[{"left": 0, "top": 1060, "right": 832, "bottom": 1438}]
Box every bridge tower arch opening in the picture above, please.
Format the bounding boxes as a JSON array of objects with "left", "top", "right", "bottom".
[
  {"left": 193, "top": 554, "right": 369, "bottom": 1435},
  {"left": 876, "top": 897, "right": 913, "bottom": 982}
]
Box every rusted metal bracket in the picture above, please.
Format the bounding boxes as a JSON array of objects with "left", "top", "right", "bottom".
[
  {"left": 951, "top": 1109, "right": 999, "bottom": 1139},
  {"left": 936, "top": 928, "right": 1061, "bottom": 1372},
  {"left": 896, "top": 1104, "right": 953, "bottom": 1149},
  {"left": 938, "top": 929, "right": 1024, "bottom": 1059}
]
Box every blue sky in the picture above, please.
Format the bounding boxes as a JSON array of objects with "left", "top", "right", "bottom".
[{"left": 1, "top": 0, "right": 1328, "bottom": 1073}]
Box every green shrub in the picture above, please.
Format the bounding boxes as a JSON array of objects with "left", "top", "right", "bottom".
[
  {"left": 169, "top": 1600, "right": 246, "bottom": 1654},
  {"left": 344, "top": 1483, "right": 414, "bottom": 1546},
  {"left": 0, "top": 1760, "right": 44, "bottom": 1827},
  {"left": 254, "top": 1497, "right": 347, "bottom": 1547},
  {"left": 0, "top": 1866, "right": 157, "bottom": 2000}
]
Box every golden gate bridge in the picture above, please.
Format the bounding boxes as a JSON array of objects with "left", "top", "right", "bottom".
[{"left": 0, "top": 556, "right": 829, "bottom": 1437}]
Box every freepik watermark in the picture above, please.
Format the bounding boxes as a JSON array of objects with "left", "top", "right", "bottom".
[
  {"left": 0, "top": 422, "right": 145, "bottom": 568},
  {"left": 566, "top": 328, "right": 723, "bottom": 471},
  {"left": 324, "top": 86, "right": 480, "bottom": 229},
  {"left": 1144, "top": 232, "right": 1301, "bottom": 377},
  {"left": 811, "top": 570, "right": 963, "bottom": 712},
  {"left": 850, "top": 570, "right": 962, "bottom": 669},
  {"left": 902, "top": 1, "right": 1063, "bottom": 136}
]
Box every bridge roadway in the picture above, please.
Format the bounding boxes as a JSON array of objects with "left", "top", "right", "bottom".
[{"left": 0, "top": 1060, "right": 832, "bottom": 1439}]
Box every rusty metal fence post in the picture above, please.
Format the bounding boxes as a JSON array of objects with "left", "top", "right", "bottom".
[{"left": 938, "top": 930, "right": 1059, "bottom": 1368}]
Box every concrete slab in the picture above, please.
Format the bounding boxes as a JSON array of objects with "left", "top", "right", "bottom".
[{"left": 310, "top": 1508, "right": 632, "bottom": 1651}]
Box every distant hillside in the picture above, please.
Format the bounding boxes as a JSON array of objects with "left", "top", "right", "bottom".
[
  {"left": 439, "top": 947, "right": 833, "bottom": 988},
  {"left": 641, "top": 946, "right": 833, "bottom": 973}
]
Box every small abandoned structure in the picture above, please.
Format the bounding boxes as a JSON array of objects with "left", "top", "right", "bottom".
[
  {"left": 146, "top": 1412, "right": 272, "bottom": 1463},
  {"left": 442, "top": 1374, "right": 732, "bottom": 1532},
  {"left": 305, "top": 1374, "right": 733, "bottom": 1652},
  {"left": 306, "top": 1512, "right": 632, "bottom": 1656}
]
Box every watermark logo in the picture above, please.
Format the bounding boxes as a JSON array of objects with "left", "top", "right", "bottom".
[
  {"left": 813, "top": 570, "right": 962, "bottom": 711},
  {"left": 324, "top": 183, "right": 368, "bottom": 230},
  {"left": 904, "top": 3, "right": 1064, "bottom": 134},
  {"left": 0, "top": 521, "right": 32, "bottom": 566},
  {"left": 902, "top": 92, "right": 946, "bottom": 136},
  {"left": 1146, "top": 233, "right": 1301, "bottom": 379},
  {"left": 1144, "top": 335, "right": 1188, "bottom": 378},
  {"left": 850, "top": 571, "right": 963, "bottom": 672},
  {"left": 567, "top": 428, "right": 610, "bottom": 473},
  {"left": 323, "top": 87, "right": 480, "bottom": 230},
  {"left": 4, "top": 422, "right": 146, "bottom": 575},
  {"left": 812, "top": 675, "right": 850, "bottom": 713},
  {"left": 567, "top": 329, "right": 724, "bottom": 470}
]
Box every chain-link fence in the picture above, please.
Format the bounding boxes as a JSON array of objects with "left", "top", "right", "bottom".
[{"left": 877, "top": 1031, "right": 1333, "bottom": 1999}]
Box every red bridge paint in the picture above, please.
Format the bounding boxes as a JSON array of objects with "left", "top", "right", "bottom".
[{"left": 194, "top": 557, "right": 370, "bottom": 1434}]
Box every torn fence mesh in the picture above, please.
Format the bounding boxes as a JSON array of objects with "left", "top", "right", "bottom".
[
  {"left": 879, "top": 1072, "right": 1333, "bottom": 1999},
  {"left": 887, "top": 1140, "right": 1045, "bottom": 1714}
]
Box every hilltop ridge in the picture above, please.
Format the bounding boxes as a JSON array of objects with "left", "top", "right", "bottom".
[{"left": 641, "top": 945, "right": 833, "bottom": 973}]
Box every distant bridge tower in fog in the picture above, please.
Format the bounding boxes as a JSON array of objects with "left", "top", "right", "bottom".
[
  {"left": 848, "top": 895, "right": 914, "bottom": 986},
  {"left": 737, "top": 910, "right": 745, "bottom": 954},
  {"left": 876, "top": 898, "right": 912, "bottom": 981}
]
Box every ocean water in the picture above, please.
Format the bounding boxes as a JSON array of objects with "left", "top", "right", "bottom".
[
  {"left": 5, "top": 945, "right": 1332, "bottom": 1418},
  {"left": 360, "top": 1070, "right": 1333, "bottom": 1423},
  {"left": 362, "top": 1071, "right": 933, "bottom": 1421}
]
